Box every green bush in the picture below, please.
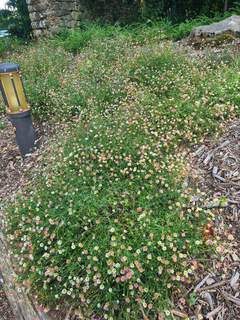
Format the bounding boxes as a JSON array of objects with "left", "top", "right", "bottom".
[
  {"left": 0, "top": 36, "right": 23, "bottom": 56},
  {"left": 141, "top": 0, "right": 235, "bottom": 21},
  {"left": 51, "top": 13, "right": 238, "bottom": 58},
  {"left": 54, "top": 24, "right": 121, "bottom": 53},
  {"left": 7, "top": 0, "right": 32, "bottom": 39},
  {"left": 0, "top": 9, "right": 12, "bottom": 29},
  {"left": 6, "top": 24, "right": 240, "bottom": 319}
]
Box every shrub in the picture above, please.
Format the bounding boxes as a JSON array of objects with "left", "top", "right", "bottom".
[
  {"left": 6, "top": 27, "right": 240, "bottom": 319},
  {"left": 54, "top": 24, "right": 120, "bottom": 53},
  {"left": 0, "top": 36, "right": 23, "bottom": 56},
  {"left": 7, "top": 0, "right": 32, "bottom": 39}
]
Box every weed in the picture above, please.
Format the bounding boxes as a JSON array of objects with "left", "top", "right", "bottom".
[
  {"left": 0, "top": 120, "right": 5, "bottom": 129},
  {"left": 4, "top": 19, "right": 240, "bottom": 319},
  {"left": 0, "top": 36, "right": 24, "bottom": 56}
]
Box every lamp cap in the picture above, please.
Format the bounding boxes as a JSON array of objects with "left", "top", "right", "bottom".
[{"left": 0, "top": 63, "right": 20, "bottom": 74}]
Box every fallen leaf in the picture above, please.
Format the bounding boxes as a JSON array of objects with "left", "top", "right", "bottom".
[{"left": 203, "top": 223, "right": 214, "bottom": 240}]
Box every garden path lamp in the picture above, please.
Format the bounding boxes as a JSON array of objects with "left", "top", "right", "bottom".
[{"left": 0, "top": 63, "right": 36, "bottom": 157}]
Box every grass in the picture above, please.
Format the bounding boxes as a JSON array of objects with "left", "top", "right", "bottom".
[
  {"left": 0, "top": 120, "right": 5, "bottom": 129},
  {"left": 0, "top": 36, "right": 24, "bottom": 57},
  {"left": 51, "top": 13, "right": 236, "bottom": 53},
  {"left": 2, "top": 16, "right": 240, "bottom": 319}
]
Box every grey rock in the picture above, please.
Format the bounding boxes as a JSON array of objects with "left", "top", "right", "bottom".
[{"left": 191, "top": 15, "right": 240, "bottom": 38}]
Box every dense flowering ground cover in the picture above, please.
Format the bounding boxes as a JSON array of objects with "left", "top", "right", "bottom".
[{"left": 3, "top": 26, "right": 240, "bottom": 319}]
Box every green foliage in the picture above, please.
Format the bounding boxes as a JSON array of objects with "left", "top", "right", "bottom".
[
  {"left": 81, "top": 0, "right": 141, "bottom": 23},
  {"left": 1, "top": 0, "right": 238, "bottom": 41},
  {"left": 166, "top": 14, "right": 229, "bottom": 40},
  {"left": 0, "top": 36, "right": 22, "bottom": 56},
  {"left": 71, "top": 0, "right": 237, "bottom": 23},
  {"left": 3, "top": 0, "right": 32, "bottom": 39},
  {"left": 52, "top": 14, "right": 233, "bottom": 56},
  {"left": 0, "top": 120, "right": 5, "bottom": 130},
  {"left": 189, "top": 292, "right": 197, "bottom": 306},
  {"left": 230, "top": 1, "right": 240, "bottom": 15},
  {"left": 128, "top": 12, "right": 235, "bottom": 41},
  {"left": 141, "top": 0, "right": 235, "bottom": 21},
  {"left": 5, "top": 23, "right": 240, "bottom": 319},
  {"left": 0, "top": 9, "right": 12, "bottom": 29},
  {"left": 55, "top": 24, "right": 119, "bottom": 53},
  {"left": 1, "top": 0, "right": 239, "bottom": 40}
]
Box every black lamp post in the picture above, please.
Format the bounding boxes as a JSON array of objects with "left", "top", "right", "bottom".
[{"left": 0, "top": 63, "right": 36, "bottom": 157}]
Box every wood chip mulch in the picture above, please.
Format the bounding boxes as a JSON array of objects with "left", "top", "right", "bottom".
[
  {"left": 0, "top": 279, "right": 15, "bottom": 320},
  {"left": 0, "top": 117, "right": 20, "bottom": 320},
  {"left": 0, "top": 115, "right": 56, "bottom": 320},
  {"left": 172, "top": 120, "right": 240, "bottom": 320},
  {"left": 177, "top": 36, "right": 240, "bottom": 59}
]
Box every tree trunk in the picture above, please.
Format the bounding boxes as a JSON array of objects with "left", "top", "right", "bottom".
[{"left": 224, "top": 0, "right": 228, "bottom": 12}]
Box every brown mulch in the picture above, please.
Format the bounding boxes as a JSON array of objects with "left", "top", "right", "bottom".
[
  {"left": 0, "top": 115, "right": 78, "bottom": 320},
  {"left": 192, "top": 120, "right": 240, "bottom": 320},
  {"left": 176, "top": 36, "right": 240, "bottom": 60},
  {"left": 0, "top": 281, "right": 15, "bottom": 320},
  {"left": 0, "top": 117, "right": 20, "bottom": 320},
  {"left": 172, "top": 120, "right": 240, "bottom": 320},
  {"left": 170, "top": 40, "right": 240, "bottom": 320},
  {"left": 0, "top": 115, "right": 57, "bottom": 320}
]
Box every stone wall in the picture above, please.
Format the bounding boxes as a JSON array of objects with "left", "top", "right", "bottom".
[{"left": 26, "top": 0, "right": 90, "bottom": 36}]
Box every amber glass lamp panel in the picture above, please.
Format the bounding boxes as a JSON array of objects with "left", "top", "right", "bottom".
[{"left": 0, "top": 72, "right": 28, "bottom": 113}]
